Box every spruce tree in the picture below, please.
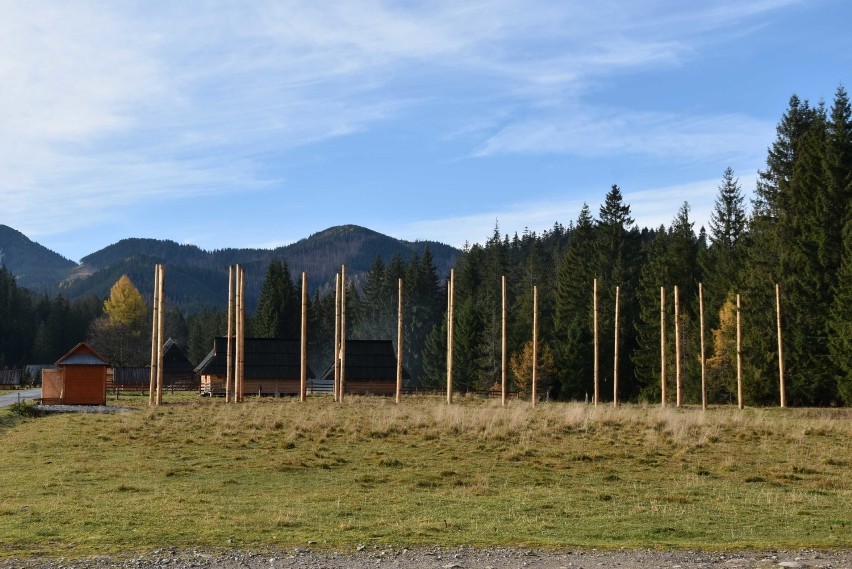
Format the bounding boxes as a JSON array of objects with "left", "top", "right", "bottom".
[
  {"left": 553, "top": 204, "right": 596, "bottom": 399},
  {"left": 253, "top": 260, "right": 297, "bottom": 339},
  {"left": 594, "top": 185, "right": 641, "bottom": 400}
]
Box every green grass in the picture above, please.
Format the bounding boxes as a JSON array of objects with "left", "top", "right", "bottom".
[{"left": 0, "top": 395, "right": 849, "bottom": 557}]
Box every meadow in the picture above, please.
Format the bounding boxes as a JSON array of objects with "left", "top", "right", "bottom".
[{"left": 0, "top": 395, "right": 849, "bottom": 557}]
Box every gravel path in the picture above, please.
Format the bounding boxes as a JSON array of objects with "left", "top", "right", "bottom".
[{"left": 1, "top": 547, "right": 849, "bottom": 568}]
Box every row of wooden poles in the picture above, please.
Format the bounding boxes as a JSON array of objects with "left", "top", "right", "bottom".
[
  {"left": 150, "top": 262, "right": 787, "bottom": 409},
  {"left": 444, "top": 272, "right": 788, "bottom": 410}
]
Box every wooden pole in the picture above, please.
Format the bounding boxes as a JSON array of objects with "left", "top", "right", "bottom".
[
  {"left": 532, "top": 285, "right": 538, "bottom": 407},
  {"left": 240, "top": 265, "right": 246, "bottom": 402},
  {"left": 338, "top": 265, "right": 346, "bottom": 402},
  {"left": 736, "top": 293, "right": 743, "bottom": 410},
  {"left": 300, "top": 271, "right": 307, "bottom": 402},
  {"left": 675, "top": 285, "right": 682, "bottom": 408},
  {"left": 660, "top": 286, "right": 666, "bottom": 408},
  {"left": 593, "top": 278, "right": 599, "bottom": 407},
  {"left": 235, "top": 264, "right": 243, "bottom": 403},
  {"left": 447, "top": 269, "right": 454, "bottom": 405},
  {"left": 699, "top": 282, "right": 706, "bottom": 411},
  {"left": 613, "top": 285, "right": 620, "bottom": 408},
  {"left": 501, "top": 275, "right": 507, "bottom": 408},
  {"left": 396, "top": 278, "right": 403, "bottom": 404},
  {"left": 333, "top": 272, "right": 340, "bottom": 402},
  {"left": 148, "top": 264, "right": 159, "bottom": 405},
  {"left": 776, "top": 283, "right": 786, "bottom": 408},
  {"left": 156, "top": 264, "right": 165, "bottom": 406},
  {"left": 226, "top": 265, "right": 234, "bottom": 403}
]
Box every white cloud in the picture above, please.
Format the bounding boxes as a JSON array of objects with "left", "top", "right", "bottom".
[
  {"left": 476, "top": 108, "right": 775, "bottom": 162},
  {"left": 0, "top": 0, "right": 795, "bottom": 242}
]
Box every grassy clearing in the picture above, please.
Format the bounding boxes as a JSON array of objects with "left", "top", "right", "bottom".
[{"left": 0, "top": 394, "right": 849, "bottom": 557}]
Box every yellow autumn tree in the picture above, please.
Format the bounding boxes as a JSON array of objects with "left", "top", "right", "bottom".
[
  {"left": 510, "top": 340, "right": 557, "bottom": 395},
  {"left": 103, "top": 275, "right": 147, "bottom": 325},
  {"left": 706, "top": 292, "right": 738, "bottom": 403}
]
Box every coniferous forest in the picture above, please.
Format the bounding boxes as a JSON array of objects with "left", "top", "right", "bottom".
[{"left": 1, "top": 88, "right": 850, "bottom": 405}]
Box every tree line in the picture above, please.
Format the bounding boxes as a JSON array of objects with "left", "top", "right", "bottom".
[{"left": 0, "top": 87, "right": 848, "bottom": 405}]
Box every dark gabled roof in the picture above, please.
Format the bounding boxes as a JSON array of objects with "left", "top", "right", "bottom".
[
  {"left": 320, "top": 340, "right": 409, "bottom": 381},
  {"left": 163, "top": 338, "right": 195, "bottom": 373},
  {"left": 194, "top": 337, "right": 315, "bottom": 379},
  {"left": 55, "top": 342, "right": 109, "bottom": 367}
]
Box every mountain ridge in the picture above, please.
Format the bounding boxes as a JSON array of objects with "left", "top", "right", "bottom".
[{"left": 0, "top": 224, "right": 460, "bottom": 312}]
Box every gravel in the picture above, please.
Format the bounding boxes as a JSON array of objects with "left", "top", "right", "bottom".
[
  {"left": 1, "top": 547, "right": 849, "bottom": 569},
  {"left": 35, "top": 405, "right": 134, "bottom": 414}
]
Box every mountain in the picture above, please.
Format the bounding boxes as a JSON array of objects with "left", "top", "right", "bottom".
[
  {"left": 2, "top": 224, "right": 460, "bottom": 312},
  {"left": 0, "top": 225, "right": 78, "bottom": 291}
]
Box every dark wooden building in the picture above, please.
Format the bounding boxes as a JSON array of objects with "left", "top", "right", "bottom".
[
  {"left": 41, "top": 342, "right": 109, "bottom": 405},
  {"left": 108, "top": 339, "right": 198, "bottom": 393},
  {"left": 195, "top": 337, "right": 314, "bottom": 396},
  {"left": 321, "top": 340, "right": 409, "bottom": 396}
]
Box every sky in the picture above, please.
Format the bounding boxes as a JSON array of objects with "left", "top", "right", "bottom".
[{"left": 1, "top": 1, "right": 850, "bottom": 262}]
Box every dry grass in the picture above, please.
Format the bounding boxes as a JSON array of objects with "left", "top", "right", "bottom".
[{"left": 0, "top": 394, "right": 849, "bottom": 557}]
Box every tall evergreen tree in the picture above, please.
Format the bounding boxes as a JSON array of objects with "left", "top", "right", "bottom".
[
  {"left": 553, "top": 204, "right": 596, "bottom": 399},
  {"left": 703, "top": 167, "right": 748, "bottom": 339},
  {"left": 594, "top": 185, "right": 641, "bottom": 400},
  {"left": 254, "top": 260, "right": 297, "bottom": 339}
]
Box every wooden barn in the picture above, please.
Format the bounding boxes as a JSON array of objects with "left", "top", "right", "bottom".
[
  {"left": 321, "top": 340, "right": 409, "bottom": 396},
  {"left": 195, "top": 337, "right": 314, "bottom": 396},
  {"left": 41, "top": 343, "right": 109, "bottom": 405}
]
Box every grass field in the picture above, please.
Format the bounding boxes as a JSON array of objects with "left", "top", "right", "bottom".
[{"left": 0, "top": 394, "right": 849, "bottom": 557}]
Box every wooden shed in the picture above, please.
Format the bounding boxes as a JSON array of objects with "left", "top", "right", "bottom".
[
  {"left": 41, "top": 342, "right": 109, "bottom": 405},
  {"left": 195, "top": 337, "right": 315, "bottom": 396},
  {"left": 321, "top": 340, "right": 409, "bottom": 396}
]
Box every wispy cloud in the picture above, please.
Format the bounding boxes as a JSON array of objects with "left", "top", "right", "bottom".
[
  {"left": 0, "top": 0, "right": 797, "bottom": 247},
  {"left": 475, "top": 109, "right": 775, "bottom": 162}
]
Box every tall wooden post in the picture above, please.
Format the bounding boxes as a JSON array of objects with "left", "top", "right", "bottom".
[
  {"left": 156, "top": 264, "right": 165, "bottom": 406},
  {"left": 699, "top": 282, "right": 706, "bottom": 411},
  {"left": 225, "top": 265, "right": 234, "bottom": 403},
  {"left": 340, "top": 265, "right": 347, "bottom": 402},
  {"left": 236, "top": 264, "right": 244, "bottom": 403},
  {"left": 660, "top": 286, "right": 666, "bottom": 408},
  {"left": 501, "top": 275, "right": 507, "bottom": 408},
  {"left": 736, "top": 293, "right": 743, "bottom": 409},
  {"left": 532, "top": 285, "right": 538, "bottom": 407},
  {"left": 776, "top": 283, "right": 786, "bottom": 408},
  {"left": 447, "top": 269, "right": 454, "bottom": 405},
  {"left": 300, "top": 272, "right": 307, "bottom": 402},
  {"left": 396, "top": 278, "right": 403, "bottom": 404},
  {"left": 675, "top": 285, "right": 682, "bottom": 408},
  {"left": 333, "top": 273, "right": 340, "bottom": 402},
  {"left": 149, "top": 264, "right": 160, "bottom": 406},
  {"left": 613, "top": 285, "right": 620, "bottom": 408},
  {"left": 593, "top": 278, "right": 599, "bottom": 407}
]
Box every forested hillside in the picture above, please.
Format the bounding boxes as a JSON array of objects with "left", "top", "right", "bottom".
[
  {"left": 1, "top": 88, "right": 849, "bottom": 405},
  {"left": 0, "top": 225, "right": 77, "bottom": 291}
]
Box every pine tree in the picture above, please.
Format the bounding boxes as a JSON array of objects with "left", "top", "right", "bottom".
[
  {"left": 254, "top": 260, "right": 297, "bottom": 339},
  {"left": 829, "top": 214, "right": 852, "bottom": 403},
  {"left": 741, "top": 95, "right": 818, "bottom": 405},
  {"left": 633, "top": 226, "right": 669, "bottom": 401},
  {"left": 702, "top": 168, "right": 747, "bottom": 351},
  {"left": 553, "top": 204, "right": 596, "bottom": 399},
  {"left": 594, "top": 185, "right": 641, "bottom": 400}
]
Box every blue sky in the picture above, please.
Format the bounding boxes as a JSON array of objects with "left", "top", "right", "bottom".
[{"left": 1, "top": 1, "right": 849, "bottom": 262}]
